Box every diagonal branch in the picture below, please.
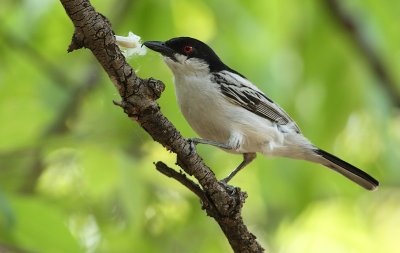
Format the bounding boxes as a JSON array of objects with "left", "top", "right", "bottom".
[
  {"left": 59, "top": 0, "right": 264, "bottom": 252},
  {"left": 325, "top": 0, "right": 400, "bottom": 107}
]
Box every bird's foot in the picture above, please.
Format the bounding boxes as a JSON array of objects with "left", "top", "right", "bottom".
[
  {"left": 187, "top": 138, "right": 199, "bottom": 153},
  {"left": 218, "top": 180, "right": 237, "bottom": 194}
]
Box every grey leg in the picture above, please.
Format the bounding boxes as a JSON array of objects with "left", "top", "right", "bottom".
[
  {"left": 222, "top": 153, "right": 256, "bottom": 183},
  {"left": 189, "top": 138, "right": 236, "bottom": 150}
]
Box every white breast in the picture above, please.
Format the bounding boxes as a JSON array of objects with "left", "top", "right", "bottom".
[{"left": 174, "top": 70, "right": 233, "bottom": 143}]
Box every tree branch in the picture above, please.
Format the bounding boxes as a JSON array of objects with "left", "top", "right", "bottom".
[{"left": 59, "top": 0, "right": 264, "bottom": 252}]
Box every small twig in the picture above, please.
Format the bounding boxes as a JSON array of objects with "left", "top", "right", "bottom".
[{"left": 155, "top": 161, "right": 209, "bottom": 204}]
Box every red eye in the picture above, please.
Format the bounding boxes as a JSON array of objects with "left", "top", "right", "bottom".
[{"left": 183, "top": 46, "right": 193, "bottom": 54}]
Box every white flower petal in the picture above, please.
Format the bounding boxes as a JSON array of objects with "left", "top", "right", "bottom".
[{"left": 115, "top": 32, "right": 147, "bottom": 58}]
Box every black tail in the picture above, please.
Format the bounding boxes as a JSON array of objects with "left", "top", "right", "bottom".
[{"left": 314, "top": 149, "right": 379, "bottom": 191}]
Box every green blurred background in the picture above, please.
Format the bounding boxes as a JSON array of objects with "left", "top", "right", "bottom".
[{"left": 1, "top": 0, "right": 399, "bottom": 252}]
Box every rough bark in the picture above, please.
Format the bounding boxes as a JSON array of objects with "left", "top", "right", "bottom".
[{"left": 59, "top": 0, "right": 264, "bottom": 252}]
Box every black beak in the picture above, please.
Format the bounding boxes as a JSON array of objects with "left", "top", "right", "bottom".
[{"left": 143, "top": 41, "right": 176, "bottom": 59}]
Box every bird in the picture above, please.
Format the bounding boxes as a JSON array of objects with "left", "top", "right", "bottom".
[{"left": 143, "top": 37, "right": 379, "bottom": 191}]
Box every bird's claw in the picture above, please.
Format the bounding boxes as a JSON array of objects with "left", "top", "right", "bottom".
[
  {"left": 218, "top": 180, "right": 236, "bottom": 194},
  {"left": 187, "top": 138, "right": 198, "bottom": 152}
]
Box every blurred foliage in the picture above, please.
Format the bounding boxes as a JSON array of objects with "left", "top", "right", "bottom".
[{"left": 0, "top": 0, "right": 399, "bottom": 252}]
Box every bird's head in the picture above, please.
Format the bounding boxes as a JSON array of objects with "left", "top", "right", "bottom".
[{"left": 144, "top": 37, "right": 228, "bottom": 76}]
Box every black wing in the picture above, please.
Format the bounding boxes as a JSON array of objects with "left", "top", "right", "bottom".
[{"left": 213, "top": 72, "right": 301, "bottom": 133}]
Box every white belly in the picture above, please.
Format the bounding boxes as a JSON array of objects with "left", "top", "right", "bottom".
[{"left": 173, "top": 74, "right": 285, "bottom": 154}]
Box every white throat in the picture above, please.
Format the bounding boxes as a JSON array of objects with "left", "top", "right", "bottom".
[{"left": 163, "top": 54, "right": 210, "bottom": 77}]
